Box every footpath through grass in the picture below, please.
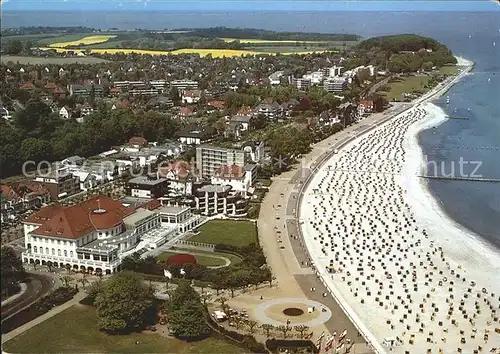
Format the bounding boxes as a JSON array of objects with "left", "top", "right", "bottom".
[
  {"left": 189, "top": 220, "right": 258, "bottom": 247},
  {"left": 3, "top": 305, "right": 245, "bottom": 353}
]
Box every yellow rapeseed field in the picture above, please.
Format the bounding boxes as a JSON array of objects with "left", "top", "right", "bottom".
[
  {"left": 220, "top": 38, "right": 326, "bottom": 44},
  {"left": 49, "top": 35, "right": 117, "bottom": 48},
  {"left": 40, "top": 47, "right": 328, "bottom": 57}
]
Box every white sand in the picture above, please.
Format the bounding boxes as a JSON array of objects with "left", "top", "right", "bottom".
[{"left": 299, "top": 62, "right": 500, "bottom": 354}]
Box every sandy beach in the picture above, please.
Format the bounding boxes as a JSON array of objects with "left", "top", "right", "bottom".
[{"left": 299, "top": 58, "right": 500, "bottom": 354}]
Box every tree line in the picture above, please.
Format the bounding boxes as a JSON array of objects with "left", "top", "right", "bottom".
[{"left": 0, "top": 99, "right": 180, "bottom": 178}]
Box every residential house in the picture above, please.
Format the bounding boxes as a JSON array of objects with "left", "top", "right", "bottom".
[
  {"left": 61, "top": 155, "right": 85, "bottom": 167},
  {"left": 207, "top": 100, "right": 225, "bottom": 112},
  {"left": 126, "top": 175, "right": 169, "bottom": 199},
  {"left": 254, "top": 102, "right": 282, "bottom": 119},
  {"left": 1, "top": 183, "right": 51, "bottom": 221},
  {"left": 210, "top": 164, "right": 253, "bottom": 197},
  {"left": 269, "top": 71, "right": 284, "bottom": 85},
  {"left": 128, "top": 136, "right": 148, "bottom": 150},
  {"left": 33, "top": 170, "right": 81, "bottom": 200},
  {"left": 178, "top": 106, "right": 195, "bottom": 119},
  {"left": 280, "top": 99, "right": 300, "bottom": 117},
  {"left": 147, "top": 96, "right": 173, "bottom": 110},
  {"left": 177, "top": 125, "right": 216, "bottom": 145},
  {"left": 228, "top": 115, "right": 253, "bottom": 137},
  {"left": 241, "top": 141, "right": 265, "bottom": 163},
  {"left": 157, "top": 160, "right": 198, "bottom": 196},
  {"left": 181, "top": 90, "right": 202, "bottom": 104}
]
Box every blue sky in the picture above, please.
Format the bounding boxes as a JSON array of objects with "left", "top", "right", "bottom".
[{"left": 2, "top": 0, "right": 499, "bottom": 12}]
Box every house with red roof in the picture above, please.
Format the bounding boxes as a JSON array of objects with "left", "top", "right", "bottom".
[
  {"left": 21, "top": 194, "right": 173, "bottom": 274},
  {"left": 181, "top": 89, "right": 202, "bottom": 104},
  {"left": 210, "top": 164, "right": 254, "bottom": 197},
  {"left": 1, "top": 183, "right": 51, "bottom": 222},
  {"left": 157, "top": 160, "right": 199, "bottom": 195}
]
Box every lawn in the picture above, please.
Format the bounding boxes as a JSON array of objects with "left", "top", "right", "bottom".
[
  {"left": 379, "top": 75, "right": 431, "bottom": 101},
  {"left": 189, "top": 220, "right": 258, "bottom": 247},
  {"left": 438, "top": 64, "right": 459, "bottom": 76},
  {"left": 36, "top": 33, "right": 95, "bottom": 45},
  {"left": 1, "top": 55, "right": 109, "bottom": 65},
  {"left": 3, "top": 305, "right": 245, "bottom": 353}
]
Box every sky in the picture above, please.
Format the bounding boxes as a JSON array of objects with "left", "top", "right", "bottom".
[{"left": 1, "top": 0, "right": 499, "bottom": 12}]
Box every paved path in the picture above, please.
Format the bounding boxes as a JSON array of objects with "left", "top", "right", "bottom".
[
  {"left": 257, "top": 104, "right": 413, "bottom": 354},
  {"left": 1, "top": 283, "right": 27, "bottom": 307},
  {"left": 1, "top": 291, "right": 87, "bottom": 344}
]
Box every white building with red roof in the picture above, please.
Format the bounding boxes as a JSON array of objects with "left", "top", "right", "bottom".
[
  {"left": 210, "top": 164, "right": 253, "bottom": 197},
  {"left": 21, "top": 195, "right": 174, "bottom": 274},
  {"left": 157, "top": 160, "right": 199, "bottom": 196}
]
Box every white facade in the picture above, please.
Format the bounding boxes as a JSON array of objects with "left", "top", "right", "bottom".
[
  {"left": 179, "top": 136, "right": 202, "bottom": 145},
  {"left": 210, "top": 173, "right": 251, "bottom": 196},
  {"left": 22, "top": 207, "right": 164, "bottom": 274},
  {"left": 157, "top": 204, "right": 201, "bottom": 233}
]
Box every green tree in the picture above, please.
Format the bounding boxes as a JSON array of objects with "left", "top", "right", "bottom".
[
  {"left": 95, "top": 272, "right": 155, "bottom": 333},
  {"left": 5, "top": 40, "right": 23, "bottom": 55},
  {"left": 1, "top": 246, "right": 26, "bottom": 297},
  {"left": 167, "top": 280, "right": 210, "bottom": 340}
]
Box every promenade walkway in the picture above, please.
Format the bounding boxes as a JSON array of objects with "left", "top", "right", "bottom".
[{"left": 2, "top": 291, "right": 87, "bottom": 344}]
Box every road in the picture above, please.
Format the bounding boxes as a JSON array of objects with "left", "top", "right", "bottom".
[{"left": 1, "top": 273, "right": 55, "bottom": 322}]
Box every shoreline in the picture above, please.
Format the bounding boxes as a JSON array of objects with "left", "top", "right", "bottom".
[{"left": 297, "top": 57, "right": 500, "bottom": 354}]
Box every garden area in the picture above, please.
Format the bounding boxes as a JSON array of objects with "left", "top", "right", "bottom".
[
  {"left": 378, "top": 75, "right": 431, "bottom": 101},
  {"left": 3, "top": 298, "right": 244, "bottom": 353},
  {"left": 189, "top": 220, "right": 258, "bottom": 247},
  {"left": 157, "top": 249, "right": 242, "bottom": 268}
]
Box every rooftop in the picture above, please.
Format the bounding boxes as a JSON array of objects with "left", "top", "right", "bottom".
[
  {"left": 197, "top": 184, "right": 231, "bottom": 193},
  {"left": 25, "top": 195, "right": 135, "bottom": 239},
  {"left": 157, "top": 204, "right": 190, "bottom": 216},
  {"left": 128, "top": 176, "right": 168, "bottom": 186}
]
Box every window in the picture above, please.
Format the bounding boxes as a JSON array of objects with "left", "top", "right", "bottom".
[
  {"left": 46, "top": 247, "right": 49, "bottom": 254},
  {"left": 70, "top": 251, "right": 73, "bottom": 257},
  {"left": 51, "top": 248, "right": 55, "bottom": 255},
  {"left": 58, "top": 249, "right": 61, "bottom": 256},
  {"left": 64, "top": 250, "right": 67, "bottom": 257},
  {"left": 40, "top": 248, "right": 43, "bottom": 254},
  {"left": 34, "top": 246, "right": 38, "bottom": 253}
]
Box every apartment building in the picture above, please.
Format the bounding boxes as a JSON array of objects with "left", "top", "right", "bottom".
[
  {"left": 126, "top": 175, "right": 169, "bottom": 199},
  {"left": 34, "top": 171, "right": 81, "bottom": 200},
  {"left": 290, "top": 77, "right": 311, "bottom": 91},
  {"left": 170, "top": 80, "right": 199, "bottom": 91},
  {"left": 323, "top": 77, "right": 348, "bottom": 93},
  {"left": 195, "top": 145, "right": 246, "bottom": 179}
]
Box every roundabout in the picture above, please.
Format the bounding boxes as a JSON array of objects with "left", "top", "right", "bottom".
[{"left": 254, "top": 298, "right": 332, "bottom": 327}]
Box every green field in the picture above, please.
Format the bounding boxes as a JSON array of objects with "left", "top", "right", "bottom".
[
  {"left": 3, "top": 305, "right": 245, "bottom": 353},
  {"left": 1, "top": 55, "right": 109, "bottom": 65},
  {"left": 379, "top": 75, "right": 431, "bottom": 101},
  {"left": 36, "top": 33, "right": 96, "bottom": 45},
  {"left": 438, "top": 64, "right": 459, "bottom": 76},
  {"left": 189, "top": 220, "right": 258, "bottom": 247},
  {"left": 245, "top": 45, "right": 331, "bottom": 53}
]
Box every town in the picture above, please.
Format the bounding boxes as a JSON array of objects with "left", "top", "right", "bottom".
[{"left": 1, "top": 27, "right": 462, "bottom": 354}]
